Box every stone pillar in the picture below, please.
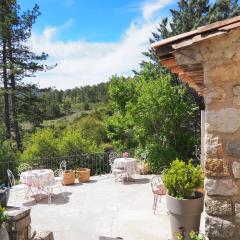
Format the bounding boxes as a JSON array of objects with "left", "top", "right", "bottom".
[
  {"left": 174, "top": 29, "right": 240, "bottom": 239},
  {"left": 5, "top": 207, "right": 31, "bottom": 240}
]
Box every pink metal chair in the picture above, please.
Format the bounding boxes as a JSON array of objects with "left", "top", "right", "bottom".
[{"left": 151, "top": 175, "right": 166, "bottom": 214}]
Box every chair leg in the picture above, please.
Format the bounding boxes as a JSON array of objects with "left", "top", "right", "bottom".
[{"left": 153, "top": 195, "right": 159, "bottom": 214}]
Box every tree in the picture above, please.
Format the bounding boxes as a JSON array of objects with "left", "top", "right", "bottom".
[
  {"left": 0, "top": 0, "right": 54, "bottom": 150},
  {"left": 107, "top": 63, "right": 200, "bottom": 170}
]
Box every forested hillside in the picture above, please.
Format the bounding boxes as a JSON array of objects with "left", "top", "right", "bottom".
[{"left": 1, "top": 0, "right": 240, "bottom": 173}]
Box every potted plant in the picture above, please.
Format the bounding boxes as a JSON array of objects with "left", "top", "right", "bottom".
[
  {"left": 162, "top": 159, "right": 204, "bottom": 240},
  {"left": 0, "top": 207, "right": 9, "bottom": 240},
  {"left": 76, "top": 168, "right": 90, "bottom": 183},
  {"left": 63, "top": 170, "right": 75, "bottom": 185}
]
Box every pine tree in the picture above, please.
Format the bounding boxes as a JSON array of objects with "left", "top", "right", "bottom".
[{"left": 0, "top": 0, "right": 54, "bottom": 150}]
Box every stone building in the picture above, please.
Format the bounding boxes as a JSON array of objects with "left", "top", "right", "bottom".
[{"left": 152, "top": 16, "right": 240, "bottom": 239}]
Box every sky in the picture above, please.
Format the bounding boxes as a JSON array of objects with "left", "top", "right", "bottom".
[{"left": 18, "top": 0, "right": 178, "bottom": 89}]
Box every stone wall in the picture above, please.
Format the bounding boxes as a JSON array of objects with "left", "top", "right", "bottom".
[
  {"left": 5, "top": 207, "right": 54, "bottom": 240},
  {"left": 174, "top": 29, "right": 240, "bottom": 239}
]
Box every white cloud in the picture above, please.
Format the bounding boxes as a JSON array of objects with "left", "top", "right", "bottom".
[
  {"left": 142, "top": 0, "right": 175, "bottom": 20},
  {"left": 27, "top": 0, "right": 173, "bottom": 89}
]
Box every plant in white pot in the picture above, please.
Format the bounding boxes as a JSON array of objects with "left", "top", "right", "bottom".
[
  {"left": 162, "top": 159, "right": 204, "bottom": 240},
  {"left": 0, "top": 207, "right": 9, "bottom": 240}
]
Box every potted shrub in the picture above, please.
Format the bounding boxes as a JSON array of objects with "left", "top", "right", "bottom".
[
  {"left": 162, "top": 159, "right": 204, "bottom": 240},
  {"left": 0, "top": 207, "right": 9, "bottom": 240}
]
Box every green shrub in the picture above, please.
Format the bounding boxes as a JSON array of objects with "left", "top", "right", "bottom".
[
  {"left": 0, "top": 207, "right": 7, "bottom": 226},
  {"left": 162, "top": 159, "right": 203, "bottom": 199},
  {"left": 176, "top": 231, "right": 206, "bottom": 240}
]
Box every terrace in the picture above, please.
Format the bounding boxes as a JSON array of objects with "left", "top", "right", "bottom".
[{"left": 7, "top": 175, "right": 172, "bottom": 240}]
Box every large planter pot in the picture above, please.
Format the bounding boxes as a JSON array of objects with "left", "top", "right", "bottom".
[
  {"left": 76, "top": 168, "right": 90, "bottom": 183},
  {"left": 0, "top": 188, "right": 10, "bottom": 207},
  {"left": 166, "top": 192, "right": 204, "bottom": 240},
  {"left": 0, "top": 225, "right": 9, "bottom": 240},
  {"left": 63, "top": 170, "right": 75, "bottom": 185}
]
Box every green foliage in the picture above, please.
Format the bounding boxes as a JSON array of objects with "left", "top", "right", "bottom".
[
  {"left": 21, "top": 128, "right": 59, "bottom": 160},
  {"left": 58, "top": 128, "right": 99, "bottom": 156},
  {"left": 107, "top": 63, "right": 200, "bottom": 169},
  {"left": 0, "top": 207, "right": 7, "bottom": 226},
  {"left": 176, "top": 231, "right": 206, "bottom": 240},
  {"left": 163, "top": 159, "right": 203, "bottom": 199}
]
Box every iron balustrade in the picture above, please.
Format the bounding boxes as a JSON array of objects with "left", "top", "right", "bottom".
[{"left": 0, "top": 153, "right": 112, "bottom": 185}]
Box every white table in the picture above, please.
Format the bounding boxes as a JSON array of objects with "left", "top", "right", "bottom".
[
  {"left": 113, "top": 158, "right": 137, "bottom": 178},
  {"left": 20, "top": 169, "right": 55, "bottom": 189}
]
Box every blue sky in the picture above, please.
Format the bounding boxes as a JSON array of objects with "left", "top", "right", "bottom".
[{"left": 18, "top": 0, "right": 178, "bottom": 89}]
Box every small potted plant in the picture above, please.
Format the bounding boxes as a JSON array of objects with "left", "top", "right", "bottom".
[
  {"left": 162, "top": 159, "right": 204, "bottom": 240},
  {"left": 0, "top": 207, "right": 9, "bottom": 240}
]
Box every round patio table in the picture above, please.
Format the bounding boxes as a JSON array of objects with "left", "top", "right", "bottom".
[
  {"left": 113, "top": 158, "right": 137, "bottom": 178},
  {"left": 20, "top": 169, "right": 55, "bottom": 189}
]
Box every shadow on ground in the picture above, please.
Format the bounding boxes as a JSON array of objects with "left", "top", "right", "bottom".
[{"left": 23, "top": 192, "right": 72, "bottom": 206}]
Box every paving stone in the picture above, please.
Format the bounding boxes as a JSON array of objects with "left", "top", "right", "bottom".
[
  {"left": 205, "top": 178, "right": 238, "bottom": 196},
  {"left": 33, "top": 231, "right": 54, "bottom": 240}
]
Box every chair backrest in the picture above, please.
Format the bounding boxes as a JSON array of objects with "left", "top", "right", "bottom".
[
  {"left": 151, "top": 175, "right": 164, "bottom": 192},
  {"left": 140, "top": 153, "right": 147, "bottom": 162},
  {"left": 109, "top": 152, "right": 119, "bottom": 160},
  {"left": 18, "top": 163, "right": 32, "bottom": 176},
  {"left": 59, "top": 161, "right": 67, "bottom": 171},
  {"left": 54, "top": 169, "right": 64, "bottom": 178},
  {"left": 7, "top": 169, "right": 15, "bottom": 187}
]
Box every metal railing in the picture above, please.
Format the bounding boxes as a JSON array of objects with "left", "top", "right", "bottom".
[{"left": 0, "top": 153, "right": 112, "bottom": 185}]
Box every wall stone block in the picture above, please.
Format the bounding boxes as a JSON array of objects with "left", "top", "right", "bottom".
[
  {"left": 204, "top": 87, "right": 226, "bottom": 104},
  {"left": 205, "top": 135, "right": 223, "bottom": 157},
  {"left": 226, "top": 140, "right": 240, "bottom": 157},
  {"left": 205, "top": 108, "right": 240, "bottom": 133},
  {"left": 205, "top": 215, "right": 235, "bottom": 239},
  {"left": 235, "top": 204, "right": 240, "bottom": 224},
  {"left": 205, "top": 178, "right": 238, "bottom": 196},
  {"left": 205, "top": 196, "right": 232, "bottom": 216},
  {"left": 232, "top": 161, "right": 240, "bottom": 179},
  {"left": 233, "top": 85, "right": 240, "bottom": 105},
  {"left": 205, "top": 158, "right": 229, "bottom": 177}
]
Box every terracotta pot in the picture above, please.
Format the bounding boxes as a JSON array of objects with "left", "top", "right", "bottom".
[
  {"left": 166, "top": 192, "right": 204, "bottom": 240},
  {"left": 0, "top": 225, "right": 9, "bottom": 240},
  {"left": 76, "top": 168, "right": 90, "bottom": 183},
  {"left": 63, "top": 170, "right": 75, "bottom": 185},
  {"left": 0, "top": 188, "right": 10, "bottom": 207},
  {"left": 138, "top": 163, "right": 150, "bottom": 175}
]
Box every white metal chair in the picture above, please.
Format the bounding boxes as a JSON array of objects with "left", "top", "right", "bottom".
[
  {"left": 151, "top": 175, "right": 166, "bottom": 214},
  {"left": 7, "top": 169, "right": 29, "bottom": 205},
  {"left": 109, "top": 152, "right": 119, "bottom": 160},
  {"left": 17, "top": 163, "right": 32, "bottom": 176},
  {"left": 45, "top": 170, "right": 65, "bottom": 204},
  {"left": 59, "top": 160, "right": 67, "bottom": 171},
  {"left": 54, "top": 169, "right": 64, "bottom": 183}
]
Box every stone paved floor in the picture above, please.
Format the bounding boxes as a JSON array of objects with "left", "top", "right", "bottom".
[{"left": 8, "top": 175, "right": 204, "bottom": 240}]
